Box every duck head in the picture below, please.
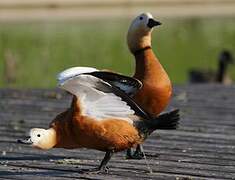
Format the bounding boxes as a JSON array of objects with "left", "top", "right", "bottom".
[
  {"left": 127, "top": 12, "right": 161, "bottom": 54},
  {"left": 18, "top": 128, "right": 57, "bottom": 150}
]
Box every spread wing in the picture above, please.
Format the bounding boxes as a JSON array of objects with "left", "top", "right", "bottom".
[
  {"left": 57, "top": 66, "right": 142, "bottom": 96},
  {"left": 59, "top": 73, "right": 138, "bottom": 124},
  {"left": 87, "top": 71, "right": 142, "bottom": 96},
  {"left": 57, "top": 67, "right": 98, "bottom": 84}
]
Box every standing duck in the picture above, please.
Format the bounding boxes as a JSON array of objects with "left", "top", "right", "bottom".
[
  {"left": 126, "top": 13, "right": 173, "bottom": 158},
  {"left": 18, "top": 67, "right": 179, "bottom": 173},
  {"left": 189, "top": 50, "right": 234, "bottom": 84}
]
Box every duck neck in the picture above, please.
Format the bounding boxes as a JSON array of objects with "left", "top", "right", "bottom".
[
  {"left": 127, "top": 30, "right": 152, "bottom": 54},
  {"left": 216, "top": 61, "right": 227, "bottom": 83},
  {"left": 50, "top": 107, "right": 80, "bottom": 149},
  {"left": 133, "top": 47, "right": 167, "bottom": 82}
]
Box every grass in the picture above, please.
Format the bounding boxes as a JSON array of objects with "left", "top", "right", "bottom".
[{"left": 0, "top": 17, "right": 235, "bottom": 88}]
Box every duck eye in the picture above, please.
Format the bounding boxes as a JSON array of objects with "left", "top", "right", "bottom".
[
  {"left": 139, "top": 16, "right": 143, "bottom": 20},
  {"left": 37, "top": 134, "right": 41, "bottom": 137}
]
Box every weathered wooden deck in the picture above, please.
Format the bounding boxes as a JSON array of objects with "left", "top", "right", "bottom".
[{"left": 0, "top": 85, "right": 235, "bottom": 179}]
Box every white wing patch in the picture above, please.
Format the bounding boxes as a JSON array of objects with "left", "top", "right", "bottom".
[
  {"left": 59, "top": 73, "right": 135, "bottom": 124},
  {"left": 57, "top": 67, "right": 98, "bottom": 84}
]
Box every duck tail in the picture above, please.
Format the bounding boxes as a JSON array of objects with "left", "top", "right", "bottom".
[{"left": 146, "top": 109, "right": 180, "bottom": 132}]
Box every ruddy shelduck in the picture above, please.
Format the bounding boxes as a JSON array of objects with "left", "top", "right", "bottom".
[
  {"left": 126, "top": 13, "right": 174, "bottom": 158},
  {"left": 127, "top": 12, "right": 172, "bottom": 115},
  {"left": 18, "top": 67, "right": 179, "bottom": 172}
]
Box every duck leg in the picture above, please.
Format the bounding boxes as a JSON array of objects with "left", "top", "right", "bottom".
[
  {"left": 134, "top": 144, "right": 144, "bottom": 158},
  {"left": 82, "top": 150, "right": 113, "bottom": 173},
  {"left": 97, "top": 150, "right": 113, "bottom": 172},
  {"left": 126, "top": 148, "right": 134, "bottom": 158},
  {"left": 127, "top": 109, "right": 180, "bottom": 159},
  {"left": 126, "top": 145, "right": 144, "bottom": 159}
]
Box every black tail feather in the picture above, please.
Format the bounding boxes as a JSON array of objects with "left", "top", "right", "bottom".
[{"left": 147, "top": 109, "right": 180, "bottom": 131}]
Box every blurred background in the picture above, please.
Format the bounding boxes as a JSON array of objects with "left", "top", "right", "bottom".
[{"left": 0, "top": 0, "right": 235, "bottom": 88}]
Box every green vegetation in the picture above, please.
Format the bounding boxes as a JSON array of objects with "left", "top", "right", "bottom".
[{"left": 0, "top": 18, "right": 235, "bottom": 88}]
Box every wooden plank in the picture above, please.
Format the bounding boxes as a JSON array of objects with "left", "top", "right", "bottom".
[{"left": 0, "top": 85, "right": 235, "bottom": 179}]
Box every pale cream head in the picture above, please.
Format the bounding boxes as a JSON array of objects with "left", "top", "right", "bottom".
[
  {"left": 127, "top": 12, "right": 161, "bottom": 54},
  {"left": 28, "top": 128, "right": 57, "bottom": 150}
]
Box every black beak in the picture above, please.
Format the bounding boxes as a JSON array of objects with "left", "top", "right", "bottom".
[
  {"left": 147, "top": 18, "right": 161, "bottom": 28},
  {"left": 17, "top": 136, "right": 33, "bottom": 145}
]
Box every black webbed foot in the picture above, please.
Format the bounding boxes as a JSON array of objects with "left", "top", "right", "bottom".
[{"left": 80, "top": 166, "right": 109, "bottom": 174}]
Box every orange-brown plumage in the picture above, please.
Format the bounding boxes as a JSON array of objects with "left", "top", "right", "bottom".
[
  {"left": 126, "top": 13, "right": 172, "bottom": 117},
  {"left": 52, "top": 117, "right": 141, "bottom": 152},
  {"left": 133, "top": 48, "right": 172, "bottom": 115},
  {"left": 124, "top": 12, "right": 176, "bottom": 159},
  {"left": 50, "top": 97, "right": 142, "bottom": 152}
]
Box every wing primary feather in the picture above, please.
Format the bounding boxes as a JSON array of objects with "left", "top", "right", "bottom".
[
  {"left": 59, "top": 73, "right": 136, "bottom": 123},
  {"left": 84, "top": 73, "right": 151, "bottom": 120},
  {"left": 110, "top": 85, "right": 151, "bottom": 120},
  {"left": 83, "top": 72, "right": 150, "bottom": 120},
  {"left": 57, "top": 67, "right": 98, "bottom": 84},
  {"left": 86, "top": 71, "right": 142, "bottom": 96}
]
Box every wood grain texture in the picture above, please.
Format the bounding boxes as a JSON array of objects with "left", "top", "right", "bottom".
[{"left": 0, "top": 84, "right": 235, "bottom": 179}]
